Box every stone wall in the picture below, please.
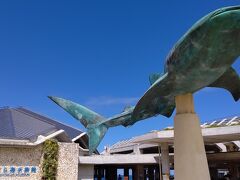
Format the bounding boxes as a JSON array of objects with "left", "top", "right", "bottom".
[
  {"left": 0, "top": 142, "right": 81, "bottom": 180},
  {"left": 57, "top": 142, "right": 79, "bottom": 180},
  {"left": 0, "top": 145, "right": 43, "bottom": 180}
]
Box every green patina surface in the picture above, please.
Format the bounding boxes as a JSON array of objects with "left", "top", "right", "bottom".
[
  {"left": 49, "top": 6, "right": 240, "bottom": 154},
  {"left": 132, "top": 6, "right": 240, "bottom": 122}
]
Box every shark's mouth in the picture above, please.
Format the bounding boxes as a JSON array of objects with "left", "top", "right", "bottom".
[{"left": 211, "top": 6, "right": 240, "bottom": 18}]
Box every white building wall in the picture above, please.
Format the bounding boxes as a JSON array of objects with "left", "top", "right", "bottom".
[{"left": 78, "top": 164, "right": 94, "bottom": 180}]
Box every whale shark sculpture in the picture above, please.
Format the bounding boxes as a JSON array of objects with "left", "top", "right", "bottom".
[{"left": 49, "top": 6, "right": 240, "bottom": 154}]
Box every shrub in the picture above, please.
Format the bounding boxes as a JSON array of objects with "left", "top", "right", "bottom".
[{"left": 42, "top": 139, "right": 59, "bottom": 180}]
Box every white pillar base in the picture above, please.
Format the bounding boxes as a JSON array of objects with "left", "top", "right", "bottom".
[
  {"left": 161, "top": 143, "right": 170, "bottom": 180},
  {"left": 174, "top": 94, "right": 210, "bottom": 180},
  {"left": 174, "top": 113, "right": 210, "bottom": 180}
]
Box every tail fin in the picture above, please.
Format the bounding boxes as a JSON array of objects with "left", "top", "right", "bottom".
[
  {"left": 87, "top": 124, "right": 108, "bottom": 154},
  {"left": 48, "top": 96, "right": 108, "bottom": 154}
]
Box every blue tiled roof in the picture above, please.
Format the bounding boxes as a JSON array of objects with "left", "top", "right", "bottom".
[{"left": 0, "top": 107, "right": 84, "bottom": 141}]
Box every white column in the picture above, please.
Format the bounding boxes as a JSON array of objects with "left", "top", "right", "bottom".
[
  {"left": 161, "top": 143, "right": 170, "bottom": 180},
  {"left": 174, "top": 93, "right": 210, "bottom": 180},
  {"left": 134, "top": 144, "right": 141, "bottom": 154}
]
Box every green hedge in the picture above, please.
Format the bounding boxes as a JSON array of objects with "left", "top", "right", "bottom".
[{"left": 42, "top": 139, "right": 59, "bottom": 180}]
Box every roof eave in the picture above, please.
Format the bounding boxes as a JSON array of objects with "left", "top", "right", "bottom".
[{"left": 0, "top": 129, "right": 71, "bottom": 147}]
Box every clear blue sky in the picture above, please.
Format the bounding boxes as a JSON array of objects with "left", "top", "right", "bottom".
[{"left": 0, "top": 0, "right": 239, "bottom": 151}]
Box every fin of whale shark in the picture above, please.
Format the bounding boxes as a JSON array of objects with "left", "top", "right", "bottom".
[
  {"left": 149, "top": 73, "right": 163, "bottom": 85},
  {"left": 48, "top": 96, "right": 108, "bottom": 154},
  {"left": 208, "top": 67, "right": 240, "bottom": 101}
]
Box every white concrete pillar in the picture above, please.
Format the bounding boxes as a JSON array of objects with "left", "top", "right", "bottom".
[
  {"left": 161, "top": 143, "right": 170, "bottom": 180},
  {"left": 174, "top": 93, "right": 210, "bottom": 180},
  {"left": 134, "top": 144, "right": 141, "bottom": 154}
]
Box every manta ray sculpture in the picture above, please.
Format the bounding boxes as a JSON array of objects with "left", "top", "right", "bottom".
[{"left": 49, "top": 6, "right": 240, "bottom": 154}]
